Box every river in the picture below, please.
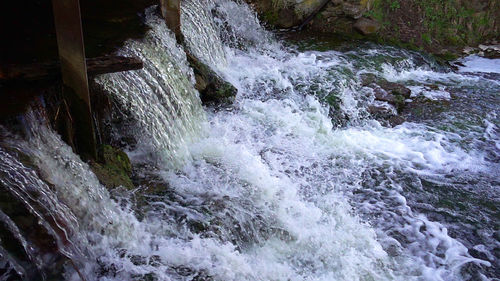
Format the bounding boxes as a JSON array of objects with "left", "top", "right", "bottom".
[{"left": 0, "top": 0, "right": 498, "bottom": 280}]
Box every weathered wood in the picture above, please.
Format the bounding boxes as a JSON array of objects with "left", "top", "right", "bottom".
[
  {"left": 0, "top": 56, "right": 143, "bottom": 82},
  {"left": 86, "top": 56, "right": 143, "bottom": 76},
  {"left": 160, "top": 0, "right": 182, "bottom": 40},
  {"left": 52, "top": 0, "right": 96, "bottom": 160}
]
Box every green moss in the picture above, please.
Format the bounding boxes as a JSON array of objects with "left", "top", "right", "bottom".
[
  {"left": 389, "top": 0, "right": 400, "bottom": 11},
  {"left": 394, "top": 94, "right": 406, "bottom": 112},
  {"left": 263, "top": 10, "right": 279, "bottom": 25},
  {"left": 363, "top": 0, "right": 498, "bottom": 53},
  {"left": 421, "top": 33, "right": 432, "bottom": 45},
  {"left": 90, "top": 145, "right": 134, "bottom": 190},
  {"left": 325, "top": 94, "right": 341, "bottom": 110},
  {"left": 435, "top": 51, "right": 460, "bottom": 61},
  {"left": 214, "top": 81, "right": 238, "bottom": 102}
]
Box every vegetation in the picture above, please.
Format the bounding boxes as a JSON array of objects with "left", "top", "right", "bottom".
[{"left": 364, "top": 0, "right": 498, "bottom": 52}]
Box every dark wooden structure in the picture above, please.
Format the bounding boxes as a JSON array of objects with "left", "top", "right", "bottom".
[
  {"left": 0, "top": 0, "right": 184, "bottom": 161},
  {"left": 1, "top": 57, "right": 143, "bottom": 82},
  {"left": 52, "top": 0, "right": 97, "bottom": 159},
  {"left": 161, "top": 0, "right": 182, "bottom": 40}
]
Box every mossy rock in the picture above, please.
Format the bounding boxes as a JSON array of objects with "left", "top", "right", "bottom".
[
  {"left": 186, "top": 53, "right": 237, "bottom": 105},
  {"left": 360, "top": 73, "right": 411, "bottom": 111},
  {"left": 90, "top": 145, "right": 134, "bottom": 190}
]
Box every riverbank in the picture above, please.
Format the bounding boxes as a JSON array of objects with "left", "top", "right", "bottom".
[{"left": 245, "top": 0, "right": 500, "bottom": 59}]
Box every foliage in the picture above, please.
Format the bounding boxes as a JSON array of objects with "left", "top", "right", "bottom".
[
  {"left": 389, "top": 0, "right": 400, "bottom": 11},
  {"left": 363, "top": 0, "right": 498, "bottom": 52}
]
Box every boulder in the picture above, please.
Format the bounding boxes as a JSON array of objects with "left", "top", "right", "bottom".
[
  {"left": 377, "top": 79, "right": 411, "bottom": 99},
  {"left": 90, "top": 145, "right": 134, "bottom": 190},
  {"left": 367, "top": 104, "right": 405, "bottom": 127},
  {"left": 360, "top": 73, "right": 411, "bottom": 99},
  {"left": 388, "top": 115, "right": 406, "bottom": 127},
  {"left": 342, "top": 3, "right": 365, "bottom": 19},
  {"left": 276, "top": 8, "right": 302, "bottom": 29},
  {"left": 360, "top": 73, "right": 411, "bottom": 112},
  {"left": 186, "top": 53, "right": 237, "bottom": 105},
  {"left": 353, "top": 17, "right": 380, "bottom": 35},
  {"left": 373, "top": 87, "right": 397, "bottom": 103}
]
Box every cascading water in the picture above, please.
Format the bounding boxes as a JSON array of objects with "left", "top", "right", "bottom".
[
  {"left": 95, "top": 10, "right": 205, "bottom": 169},
  {"left": 1, "top": 0, "right": 499, "bottom": 280},
  {"left": 180, "top": 0, "right": 227, "bottom": 68}
]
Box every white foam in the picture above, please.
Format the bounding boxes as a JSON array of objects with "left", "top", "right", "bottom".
[
  {"left": 458, "top": 55, "right": 500, "bottom": 74},
  {"left": 3, "top": 1, "right": 494, "bottom": 280},
  {"left": 408, "top": 86, "right": 451, "bottom": 100}
]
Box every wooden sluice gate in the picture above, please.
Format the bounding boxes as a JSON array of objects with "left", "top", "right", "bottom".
[
  {"left": 160, "top": 0, "right": 182, "bottom": 40},
  {"left": 0, "top": 0, "right": 183, "bottom": 160},
  {"left": 52, "top": 0, "right": 97, "bottom": 159}
]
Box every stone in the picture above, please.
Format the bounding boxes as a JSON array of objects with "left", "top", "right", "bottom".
[
  {"left": 481, "top": 44, "right": 500, "bottom": 59},
  {"left": 374, "top": 87, "right": 397, "bottom": 103},
  {"left": 388, "top": 115, "right": 406, "bottom": 127},
  {"left": 360, "top": 74, "right": 411, "bottom": 112},
  {"left": 368, "top": 104, "right": 390, "bottom": 115},
  {"left": 378, "top": 80, "right": 411, "bottom": 99},
  {"left": 478, "top": 44, "right": 489, "bottom": 51},
  {"left": 360, "top": 74, "right": 411, "bottom": 99},
  {"left": 367, "top": 104, "right": 405, "bottom": 127},
  {"left": 342, "top": 3, "right": 364, "bottom": 19},
  {"left": 360, "top": 73, "right": 378, "bottom": 86},
  {"left": 276, "top": 8, "right": 302, "bottom": 29},
  {"left": 353, "top": 17, "right": 380, "bottom": 35},
  {"left": 187, "top": 53, "right": 237, "bottom": 105},
  {"left": 463, "top": 46, "right": 477, "bottom": 54},
  {"left": 90, "top": 145, "right": 134, "bottom": 190}
]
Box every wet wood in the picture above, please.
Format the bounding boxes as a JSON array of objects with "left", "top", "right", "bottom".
[
  {"left": 52, "top": 0, "right": 96, "bottom": 160},
  {"left": 160, "top": 0, "right": 182, "bottom": 40},
  {"left": 0, "top": 56, "right": 143, "bottom": 82}
]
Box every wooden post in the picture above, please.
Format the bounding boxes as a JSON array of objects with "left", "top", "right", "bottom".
[
  {"left": 160, "top": 0, "right": 182, "bottom": 41},
  {"left": 51, "top": 0, "right": 97, "bottom": 160}
]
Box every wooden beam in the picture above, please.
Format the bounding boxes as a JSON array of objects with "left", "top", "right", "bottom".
[
  {"left": 0, "top": 56, "right": 143, "bottom": 82},
  {"left": 160, "top": 0, "right": 182, "bottom": 40},
  {"left": 52, "top": 0, "right": 96, "bottom": 160}
]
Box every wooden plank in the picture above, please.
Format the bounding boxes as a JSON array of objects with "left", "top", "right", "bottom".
[
  {"left": 0, "top": 56, "right": 143, "bottom": 82},
  {"left": 52, "top": 0, "right": 96, "bottom": 160},
  {"left": 86, "top": 56, "right": 143, "bottom": 76},
  {"left": 160, "top": 0, "right": 182, "bottom": 40}
]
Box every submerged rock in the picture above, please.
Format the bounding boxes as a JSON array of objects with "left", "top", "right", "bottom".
[
  {"left": 387, "top": 115, "right": 406, "bottom": 127},
  {"left": 186, "top": 53, "right": 237, "bottom": 105},
  {"left": 361, "top": 73, "right": 411, "bottom": 111},
  {"left": 368, "top": 104, "right": 405, "bottom": 127},
  {"left": 90, "top": 144, "right": 134, "bottom": 190},
  {"left": 361, "top": 73, "right": 412, "bottom": 126}
]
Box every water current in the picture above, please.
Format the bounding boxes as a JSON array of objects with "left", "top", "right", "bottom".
[{"left": 1, "top": 0, "right": 499, "bottom": 280}]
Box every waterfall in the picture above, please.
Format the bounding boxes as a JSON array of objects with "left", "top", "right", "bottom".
[
  {"left": 95, "top": 9, "right": 205, "bottom": 169},
  {"left": 181, "top": 0, "right": 227, "bottom": 68},
  {"left": 1, "top": 0, "right": 499, "bottom": 280}
]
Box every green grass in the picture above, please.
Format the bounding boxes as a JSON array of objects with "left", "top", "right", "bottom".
[{"left": 363, "top": 0, "right": 498, "bottom": 52}]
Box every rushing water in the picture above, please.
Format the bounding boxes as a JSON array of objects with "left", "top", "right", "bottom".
[{"left": 1, "top": 0, "right": 499, "bottom": 280}]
